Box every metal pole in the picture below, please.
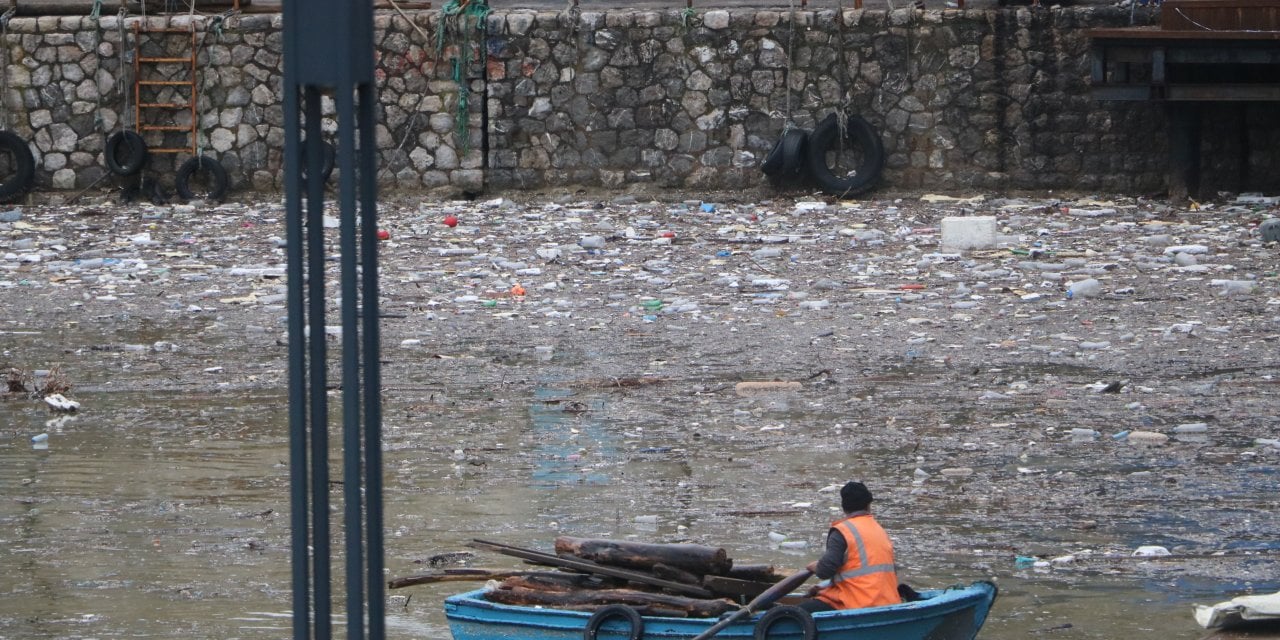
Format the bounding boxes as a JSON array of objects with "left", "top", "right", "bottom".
[
  {"left": 304, "top": 85, "right": 333, "bottom": 640},
  {"left": 338, "top": 82, "right": 366, "bottom": 640},
  {"left": 359, "top": 78, "right": 387, "bottom": 640},
  {"left": 283, "top": 75, "right": 310, "bottom": 640},
  {"left": 285, "top": 0, "right": 381, "bottom": 635}
]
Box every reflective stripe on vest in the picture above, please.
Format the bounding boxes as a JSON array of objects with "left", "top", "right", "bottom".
[{"left": 831, "top": 519, "right": 896, "bottom": 583}]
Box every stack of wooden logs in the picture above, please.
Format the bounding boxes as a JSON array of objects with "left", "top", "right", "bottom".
[{"left": 389, "top": 536, "right": 794, "bottom": 618}]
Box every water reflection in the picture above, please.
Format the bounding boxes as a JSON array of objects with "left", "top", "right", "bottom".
[
  {"left": 1, "top": 385, "right": 1277, "bottom": 640},
  {"left": 527, "top": 387, "right": 613, "bottom": 487}
]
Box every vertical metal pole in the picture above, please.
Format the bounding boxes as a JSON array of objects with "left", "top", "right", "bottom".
[
  {"left": 283, "top": 68, "right": 310, "bottom": 640},
  {"left": 338, "top": 84, "right": 366, "bottom": 640},
  {"left": 359, "top": 79, "right": 387, "bottom": 640},
  {"left": 304, "top": 85, "right": 333, "bottom": 640},
  {"left": 285, "top": 0, "right": 381, "bottom": 635}
]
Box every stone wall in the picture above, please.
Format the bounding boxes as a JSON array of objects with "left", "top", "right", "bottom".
[{"left": 0, "top": 7, "right": 1275, "bottom": 198}]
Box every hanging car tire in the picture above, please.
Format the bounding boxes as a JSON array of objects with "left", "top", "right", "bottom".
[
  {"left": 777, "top": 128, "right": 809, "bottom": 178},
  {"left": 753, "top": 605, "right": 817, "bottom": 640},
  {"left": 583, "top": 604, "right": 644, "bottom": 640},
  {"left": 0, "top": 130, "right": 36, "bottom": 203},
  {"left": 104, "top": 131, "right": 149, "bottom": 176},
  {"left": 806, "top": 112, "right": 884, "bottom": 198},
  {"left": 300, "top": 139, "right": 336, "bottom": 189},
  {"left": 761, "top": 132, "right": 788, "bottom": 176},
  {"left": 175, "top": 155, "right": 229, "bottom": 203}
]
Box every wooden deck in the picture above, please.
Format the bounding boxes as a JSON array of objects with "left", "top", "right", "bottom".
[
  {"left": 1087, "top": 0, "right": 1280, "bottom": 200},
  {"left": 1090, "top": 0, "right": 1280, "bottom": 101}
]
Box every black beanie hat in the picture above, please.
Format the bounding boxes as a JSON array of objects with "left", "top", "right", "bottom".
[{"left": 841, "top": 481, "right": 873, "bottom": 513}]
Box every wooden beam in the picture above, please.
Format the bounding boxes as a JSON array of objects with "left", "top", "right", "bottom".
[
  {"left": 1091, "top": 85, "right": 1155, "bottom": 101},
  {"left": 702, "top": 575, "right": 777, "bottom": 600},
  {"left": 469, "top": 539, "right": 716, "bottom": 599},
  {"left": 388, "top": 568, "right": 592, "bottom": 590},
  {"left": 1167, "top": 84, "right": 1280, "bottom": 100}
]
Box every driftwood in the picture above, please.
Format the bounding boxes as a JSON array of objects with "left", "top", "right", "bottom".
[
  {"left": 487, "top": 584, "right": 737, "bottom": 618},
  {"left": 723, "top": 564, "right": 785, "bottom": 582},
  {"left": 458, "top": 538, "right": 795, "bottom": 612},
  {"left": 388, "top": 568, "right": 592, "bottom": 590},
  {"left": 501, "top": 574, "right": 632, "bottom": 594},
  {"left": 554, "top": 536, "right": 732, "bottom": 576},
  {"left": 471, "top": 539, "right": 715, "bottom": 598},
  {"left": 702, "top": 575, "right": 778, "bottom": 600},
  {"left": 568, "top": 376, "right": 669, "bottom": 389},
  {"left": 652, "top": 562, "right": 702, "bottom": 586}
]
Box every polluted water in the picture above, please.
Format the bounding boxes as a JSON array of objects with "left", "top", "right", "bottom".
[{"left": 1, "top": 191, "right": 1278, "bottom": 639}]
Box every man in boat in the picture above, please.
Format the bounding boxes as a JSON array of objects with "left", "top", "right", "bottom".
[{"left": 796, "top": 481, "right": 902, "bottom": 612}]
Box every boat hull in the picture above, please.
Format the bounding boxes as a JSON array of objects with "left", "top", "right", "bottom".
[{"left": 445, "top": 580, "right": 997, "bottom": 640}]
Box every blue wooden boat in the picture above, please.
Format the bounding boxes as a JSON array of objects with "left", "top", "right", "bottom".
[{"left": 444, "top": 580, "right": 998, "bottom": 640}]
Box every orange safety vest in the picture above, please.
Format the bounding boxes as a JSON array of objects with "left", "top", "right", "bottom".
[{"left": 815, "top": 514, "right": 901, "bottom": 610}]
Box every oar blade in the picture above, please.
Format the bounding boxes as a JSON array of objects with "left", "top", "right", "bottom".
[{"left": 690, "top": 568, "right": 813, "bottom": 640}]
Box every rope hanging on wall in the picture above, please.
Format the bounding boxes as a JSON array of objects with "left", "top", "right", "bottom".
[
  {"left": 436, "top": 0, "right": 490, "bottom": 153},
  {"left": 835, "top": 0, "right": 850, "bottom": 142},
  {"left": 0, "top": 7, "right": 14, "bottom": 129},
  {"left": 783, "top": 0, "right": 795, "bottom": 130}
]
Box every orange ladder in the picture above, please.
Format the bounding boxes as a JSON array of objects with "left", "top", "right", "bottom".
[{"left": 133, "top": 21, "right": 198, "bottom": 155}]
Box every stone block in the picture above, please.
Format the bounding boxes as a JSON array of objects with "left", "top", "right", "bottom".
[
  {"left": 704, "top": 10, "right": 731, "bottom": 30},
  {"left": 941, "top": 216, "right": 997, "bottom": 250}
]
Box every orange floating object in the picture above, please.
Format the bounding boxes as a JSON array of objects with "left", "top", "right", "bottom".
[
  {"left": 899, "top": 284, "right": 927, "bottom": 290},
  {"left": 510, "top": 284, "right": 526, "bottom": 296}
]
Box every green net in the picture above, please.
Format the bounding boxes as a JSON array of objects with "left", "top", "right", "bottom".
[{"left": 436, "top": 0, "right": 490, "bottom": 154}]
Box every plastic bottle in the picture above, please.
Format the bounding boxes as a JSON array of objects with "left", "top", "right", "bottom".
[
  {"left": 1261, "top": 218, "right": 1280, "bottom": 242},
  {"left": 1067, "top": 278, "right": 1102, "bottom": 299},
  {"left": 31, "top": 433, "right": 48, "bottom": 443}
]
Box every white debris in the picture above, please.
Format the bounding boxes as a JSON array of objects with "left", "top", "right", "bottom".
[
  {"left": 44, "top": 394, "right": 80, "bottom": 412},
  {"left": 1195, "top": 591, "right": 1280, "bottom": 630}
]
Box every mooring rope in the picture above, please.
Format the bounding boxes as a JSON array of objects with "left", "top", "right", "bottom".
[
  {"left": 88, "top": 0, "right": 107, "bottom": 135},
  {"left": 563, "top": 0, "right": 580, "bottom": 35},
  {"left": 783, "top": 0, "right": 795, "bottom": 131},
  {"left": 0, "top": 7, "right": 14, "bottom": 129},
  {"left": 117, "top": 6, "right": 132, "bottom": 131},
  {"left": 835, "top": 0, "right": 850, "bottom": 149}
]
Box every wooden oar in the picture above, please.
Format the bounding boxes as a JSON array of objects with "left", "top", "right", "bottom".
[{"left": 690, "top": 568, "right": 813, "bottom": 640}]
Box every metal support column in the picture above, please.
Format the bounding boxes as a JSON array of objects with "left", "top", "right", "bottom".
[{"left": 282, "top": 0, "right": 383, "bottom": 636}]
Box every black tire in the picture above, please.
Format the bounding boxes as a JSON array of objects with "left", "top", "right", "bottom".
[
  {"left": 583, "top": 604, "right": 644, "bottom": 640},
  {"left": 0, "top": 130, "right": 35, "bottom": 203},
  {"left": 761, "top": 133, "right": 786, "bottom": 176},
  {"left": 778, "top": 128, "right": 808, "bottom": 177},
  {"left": 104, "top": 131, "right": 149, "bottom": 176},
  {"left": 301, "top": 139, "right": 335, "bottom": 189},
  {"left": 175, "top": 155, "right": 229, "bottom": 203},
  {"left": 806, "top": 112, "right": 885, "bottom": 198},
  {"left": 753, "top": 605, "right": 817, "bottom": 640}
]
